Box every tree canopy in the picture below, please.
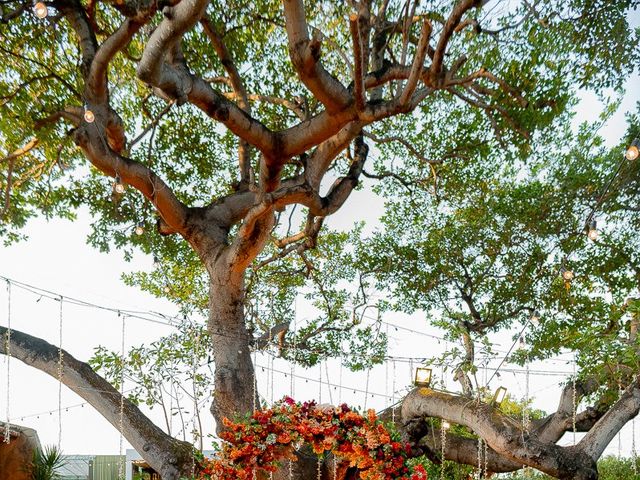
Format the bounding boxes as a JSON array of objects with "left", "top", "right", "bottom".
[{"left": 1, "top": 0, "right": 640, "bottom": 479}]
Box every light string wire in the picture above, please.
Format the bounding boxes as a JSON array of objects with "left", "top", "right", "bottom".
[{"left": 3, "top": 281, "right": 11, "bottom": 443}]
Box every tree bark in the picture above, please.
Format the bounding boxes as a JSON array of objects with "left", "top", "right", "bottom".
[{"left": 207, "top": 267, "right": 256, "bottom": 434}]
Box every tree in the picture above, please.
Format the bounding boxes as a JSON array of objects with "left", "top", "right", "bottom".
[
  {"left": 353, "top": 108, "right": 640, "bottom": 478},
  {"left": 0, "top": 0, "right": 638, "bottom": 479}
]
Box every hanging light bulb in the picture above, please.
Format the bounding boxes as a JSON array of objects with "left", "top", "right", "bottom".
[
  {"left": 163, "top": 285, "right": 170, "bottom": 294},
  {"left": 625, "top": 138, "right": 639, "bottom": 161},
  {"left": 414, "top": 367, "right": 433, "bottom": 387},
  {"left": 587, "top": 220, "right": 598, "bottom": 241},
  {"left": 441, "top": 420, "right": 451, "bottom": 431},
  {"left": 134, "top": 222, "right": 144, "bottom": 236},
  {"left": 561, "top": 266, "right": 574, "bottom": 282},
  {"left": 83, "top": 107, "right": 95, "bottom": 123},
  {"left": 33, "top": 1, "right": 48, "bottom": 18},
  {"left": 518, "top": 337, "right": 526, "bottom": 350},
  {"left": 153, "top": 255, "right": 160, "bottom": 269},
  {"left": 530, "top": 310, "right": 541, "bottom": 326},
  {"left": 113, "top": 174, "right": 125, "bottom": 194},
  {"left": 492, "top": 386, "right": 508, "bottom": 406}
]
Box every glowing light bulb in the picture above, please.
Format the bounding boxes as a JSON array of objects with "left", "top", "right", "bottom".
[
  {"left": 83, "top": 108, "right": 95, "bottom": 123},
  {"left": 153, "top": 256, "right": 160, "bottom": 269},
  {"left": 34, "top": 1, "right": 48, "bottom": 18},
  {"left": 114, "top": 174, "right": 125, "bottom": 194},
  {"left": 626, "top": 138, "right": 639, "bottom": 161},
  {"left": 518, "top": 337, "right": 526, "bottom": 350},
  {"left": 441, "top": 420, "right": 450, "bottom": 431},
  {"left": 163, "top": 285, "right": 170, "bottom": 294},
  {"left": 530, "top": 310, "right": 541, "bottom": 326},
  {"left": 587, "top": 220, "right": 598, "bottom": 241},
  {"left": 561, "top": 266, "right": 574, "bottom": 282},
  {"left": 134, "top": 222, "right": 144, "bottom": 236}
]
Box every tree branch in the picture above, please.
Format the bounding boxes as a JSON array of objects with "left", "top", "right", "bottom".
[{"left": 0, "top": 326, "right": 193, "bottom": 480}]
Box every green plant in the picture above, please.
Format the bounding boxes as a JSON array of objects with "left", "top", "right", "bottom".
[{"left": 28, "top": 445, "right": 66, "bottom": 480}]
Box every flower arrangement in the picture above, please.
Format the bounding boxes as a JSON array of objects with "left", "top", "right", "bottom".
[{"left": 198, "top": 397, "right": 427, "bottom": 480}]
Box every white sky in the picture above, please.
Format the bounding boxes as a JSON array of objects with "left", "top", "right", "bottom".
[{"left": 0, "top": 70, "right": 639, "bottom": 467}]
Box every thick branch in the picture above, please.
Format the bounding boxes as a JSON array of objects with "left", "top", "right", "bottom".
[
  {"left": 401, "top": 388, "right": 597, "bottom": 479},
  {"left": 283, "top": 0, "right": 351, "bottom": 113},
  {"left": 580, "top": 376, "right": 640, "bottom": 460},
  {"left": 74, "top": 126, "right": 189, "bottom": 234},
  {"left": 0, "top": 326, "right": 193, "bottom": 480}
]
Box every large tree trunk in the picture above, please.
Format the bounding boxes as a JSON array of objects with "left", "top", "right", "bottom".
[{"left": 208, "top": 267, "right": 256, "bottom": 434}]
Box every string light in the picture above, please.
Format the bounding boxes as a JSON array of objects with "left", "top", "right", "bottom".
[
  {"left": 83, "top": 107, "right": 95, "bottom": 124},
  {"left": 561, "top": 266, "right": 574, "bottom": 282},
  {"left": 626, "top": 138, "right": 639, "bottom": 161},
  {"left": 587, "top": 220, "right": 598, "bottom": 241},
  {"left": 113, "top": 174, "right": 125, "bottom": 194},
  {"left": 530, "top": 310, "right": 541, "bottom": 326},
  {"left": 134, "top": 222, "right": 144, "bottom": 236},
  {"left": 33, "top": 1, "right": 47, "bottom": 18}
]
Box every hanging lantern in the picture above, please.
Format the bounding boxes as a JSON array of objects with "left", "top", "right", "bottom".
[
  {"left": 587, "top": 220, "right": 598, "bottom": 241},
  {"left": 33, "top": 1, "right": 48, "bottom": 18},
  {"left": 134, "top": 222, "right": 144, "bottom": 236},
  {"left": 626, "top": 138, "right": 639, "bottom": 161},
  {"left": 163, "top": 285, "right": 170, "bottom": 294},
  {"left": 518, "top": 337, "right": 526, "bottom": 350},
  {"left": 492, "top": 386, "right": 507, "bottom": 405},
  {"left": 153, "top": 255, "right": 160, "bottom": 269},
  {"left": 414, "top": 367, "right": 433, "bottom": 387}
]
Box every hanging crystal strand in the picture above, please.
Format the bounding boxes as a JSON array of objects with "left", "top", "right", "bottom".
[
  {"left": 618, "top": 384, "right": 623, "bottom": 458},
  {"left": 253, "top": 349, "right": 258, "bottom": 412},
  {"left": 118, "top": 314, "right": 126, "bottom": 480},
  {"left": 317, "top": 455, "right": 322, "bottom": 480},
  {"left": 338, "top": 361, "right": 343, "bottom": 405},
  {"left": 572, "top": 357, "right": 577, "bottom": 445},
  {"left": 3, "top": 281, "right": 11, "bottom": 444},
  {"left": 319, "top": 361, "right": 322, "bottom": 404},
  {"left": 363, "top": 367, "right": 371, "bottom": 410},
  {"left": 191, "top": 328, "right": 201, "bottom": 479},
  {"left": 333, "top": 455, "right": 338, "bottom": 480},
  {"left": 58, "top": 297, "right": 64, "bottom": 450},
  {"left": 477, "top": 437, "right": 483, "bottom": 479},
  {"left": 632, "top": 416, "right": 638, "bottom": 475},
  {"left": 270, "top": 354, "right": 275, "bottom": 405},
  {"left": 291, "top": 311, "right": 297, "bottom": 399},
  {"left": 289, "top": 458, "right": 294, "bottom": 480},
  {"left": 391, "top": 360, "right": 397, "bottom": 424},
  {"left": 440, "top": 424, "right": 447, "bottom": 480},
  {"left": 325, "top": 361, "right": 333, "bottom": 405},
  {"left": 384, "top": 325, "right": 389, "bottom": 410},
  {"left": 484, "top": 439, "right": 488, "bottom": 476},
  {"left": 523, "top": 362, "right": 530, "bottom": 431}
]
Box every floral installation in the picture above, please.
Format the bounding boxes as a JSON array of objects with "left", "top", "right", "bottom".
[{"left": 198, "top": 397, "right": 428, "bottom": 480}]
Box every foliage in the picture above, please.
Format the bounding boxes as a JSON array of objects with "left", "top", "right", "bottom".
[
  {"left": 27, "top": 445, "right": 66, "bottom": 480},
  {"left": 198, "top": 397, "right": 427, "bottom": 480},
  {"left": 502, "top": 455, "right": 640, "bottom": 479}
]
